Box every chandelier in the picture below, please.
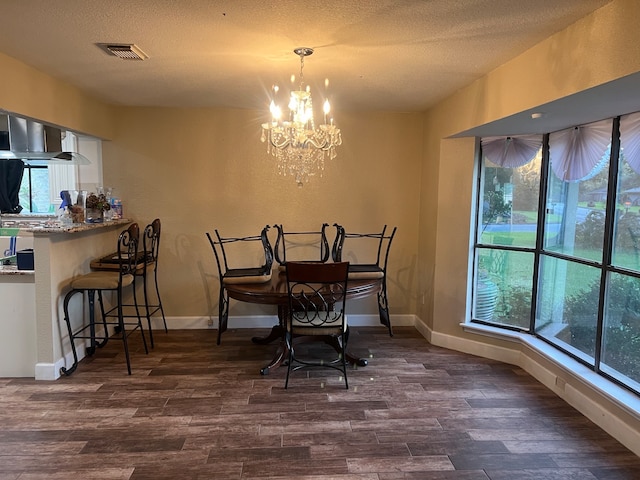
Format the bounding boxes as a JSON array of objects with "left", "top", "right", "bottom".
[{"left": 261, "top": 47, "right": 342, "bottom": 186}]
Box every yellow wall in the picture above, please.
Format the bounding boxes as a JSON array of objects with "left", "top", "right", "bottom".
[
  {"left": 3, "top": 0, "right": 640, "bottom": 334},
  {"left": 0, "top": 52, "right": 115, "bottom": 138},
  {"left": 422, "top": 0, "right": 640, "bottom": 340},
  {"left": 101, "top": 107, "right": 423, "bottom": 319}
]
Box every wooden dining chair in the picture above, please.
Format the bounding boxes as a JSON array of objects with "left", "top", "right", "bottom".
[
  {"left": 273, "top": 223, "right": 330, "bottom": 269},
  {"left": 206, "top": 225, "right": 273, "bottom": 345},
  {"left": 285, "top": 261, "right": 350, "bottom": 389},
  {"left": 332, "top": 224, "right": 397, "bottom": 336}
]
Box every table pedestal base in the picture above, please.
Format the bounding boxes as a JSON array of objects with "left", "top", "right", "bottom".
[{"left": 254, "top": 322, "right": 368, "bottom": 375}]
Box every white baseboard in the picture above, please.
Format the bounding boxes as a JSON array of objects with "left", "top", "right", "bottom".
[
  {"left": 414, "top": 317, "right": 640, "bottom": 458},
  {"left": 158, "top": 313, "right": 416, "bottom": 330}
]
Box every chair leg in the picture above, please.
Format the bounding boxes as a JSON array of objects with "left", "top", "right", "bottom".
[
  {"left": 60, "top": 289, "right": 81, "bottom": 376},
  {"left": 217, "top": 286, "right": 229, "bottom": 345},
  {"left": 117, "top": 292, "right": 132, "bottom": 375},
  {"left": 132, "top": 278, "right": 149, "bottom": 355},
  {"left": 378, "top": 277, "right": 393, "bottom": 337},
  {"left": 96, "top": 291, "right": 111, "bottom": 348},
  {"left": 86, "top": 289, "right": 98, "bottom": 356},
  {"left": 154, "top": 269, "right": 168, "bottom": 333},
  {"left": 338, "top": 333, "right": 349, "bottom": 389},
  {"left": 285, "top": 331, "right": 293, "bottom": 389},
  {"left": 141, "top": 269, "right": 155, "bottom": 349}
]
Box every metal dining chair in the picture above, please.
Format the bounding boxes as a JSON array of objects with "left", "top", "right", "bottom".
[
  {"left": 284, "top": 261, "right": 350, "bottom": 389},
  {"left": 206, "top": 225, "right": 273, "bottom": 345},
  {"left": 273, "top": 223, "right": 330, "bottom": 269},
  {"left": 332, "top": 224, "right": 397, "bottom": 336}
]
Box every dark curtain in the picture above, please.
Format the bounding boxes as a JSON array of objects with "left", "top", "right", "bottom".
[{"left": 0, "top": 159, "right": 25, "bottom": 213}]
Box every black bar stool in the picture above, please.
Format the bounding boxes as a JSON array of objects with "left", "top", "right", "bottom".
[
  {"left": 137, "top": 218, "right": 167, "bottom": 347},
  {"left": 60, "top": 223, "right": 148, "bottom": 375}
]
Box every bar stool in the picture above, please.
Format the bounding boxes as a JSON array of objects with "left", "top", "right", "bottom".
[
  {"left": 90, "top": 219, "right": 167, "bottom": 348},
  {"left": 137, "top": 218, "right": 167, "bottom": 347},
  {"left": 60, "top": 223, "right": 148, "bottom": 375}
]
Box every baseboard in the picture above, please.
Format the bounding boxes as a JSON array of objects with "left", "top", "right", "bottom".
[
  {"left": 35, "top": 358, "right": 66, "bottom": 381},
  {"left": 158, "top": 314, "right": 416, "bottom": 330},
  {"left": 413, "top": 317, "right": 640, "bottom": 458}
]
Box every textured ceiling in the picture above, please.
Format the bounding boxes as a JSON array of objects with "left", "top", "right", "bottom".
[{"left": 1, "top": 0, "right": 630, "bottom": 135}]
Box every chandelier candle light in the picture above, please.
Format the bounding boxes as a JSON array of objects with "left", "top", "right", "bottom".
[{"left": 261, "top": 47, "right": 342, "bottom": 186}]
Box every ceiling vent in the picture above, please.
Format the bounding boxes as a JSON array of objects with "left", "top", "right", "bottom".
[{"left": 98, "top": 43, "right": 148, "bottom": 60}]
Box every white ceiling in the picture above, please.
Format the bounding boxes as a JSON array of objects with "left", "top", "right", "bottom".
[{"left": 2, "top": 0, "right": 633, "bottom": 135}]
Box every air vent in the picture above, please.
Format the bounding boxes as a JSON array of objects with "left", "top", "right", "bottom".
[{"left": 98, "top": 43, "right": 148, "bottom": 60}]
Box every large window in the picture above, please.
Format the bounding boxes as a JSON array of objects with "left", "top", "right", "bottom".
[{"left": 473, "top": 113, "right": 640, "bottom": 395}]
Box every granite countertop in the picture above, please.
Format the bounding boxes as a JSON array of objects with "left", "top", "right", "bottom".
[
  {"left": 25, "top": 217, "right": 130, "bottom": 234},
  {"left": 0, "top": 264, "right": 34, "bottom": 276}
]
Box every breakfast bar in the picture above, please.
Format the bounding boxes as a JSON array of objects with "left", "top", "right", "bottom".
[{"left": 0, "top": 218, "right": 130, "bottom": 379}]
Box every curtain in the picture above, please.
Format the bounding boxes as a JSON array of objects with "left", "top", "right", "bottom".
[
  {"left": 549, "top": 119, "right": 612, "bottom": 181},
  {"left": 481, "top": 135, "right": 542, "bottom": 168},
  {"left": 0, "top": 159, "right": 25, "bottom": 213},
  {"left": 620, "top": 111, "right": 640, "bottom": 174}
]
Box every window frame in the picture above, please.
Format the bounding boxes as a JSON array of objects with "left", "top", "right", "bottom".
[{"left": 472, "top": 115, "right": 640, "bottom": 395}]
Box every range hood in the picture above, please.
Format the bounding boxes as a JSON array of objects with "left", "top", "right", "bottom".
[{"left": 0, "top": 114, "right": 90, "bottom": 165}]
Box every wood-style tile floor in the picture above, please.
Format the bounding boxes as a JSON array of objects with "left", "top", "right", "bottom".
[{"left": 1, "top": 327, "right": 640, "bottom": 479}]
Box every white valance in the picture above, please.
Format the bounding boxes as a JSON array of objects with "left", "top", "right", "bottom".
[
  {"left": 481, "top": 135, "right": 542, "bottom": 168},
  {"left": 549, "top": 119, "right": 611, "bottom": 181},
  {"left": 620, "top": 111, "right": 640, "bottom": 174}
]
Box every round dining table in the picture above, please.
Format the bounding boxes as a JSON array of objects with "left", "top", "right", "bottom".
[{"left": 224, "top": 268, "right": 382, "bottom": 375}]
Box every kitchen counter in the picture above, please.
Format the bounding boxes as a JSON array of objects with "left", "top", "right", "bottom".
[
  {"left": 1, "top": 218, "right": 133, "bottom": 379},
  {"left": 0, "top": 218, "right": 130, "bottom": 277},
  {"left": 0, "top": 264, "right": 34, "bottom": 275}
]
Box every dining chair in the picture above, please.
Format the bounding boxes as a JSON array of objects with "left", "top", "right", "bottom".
[
  {"left": 284, "top": 261, "right": 350, "bottom": 389},
  {"left": 332, "top": 224, "right": 397, "bottom": 336},
  {"left": 60, "top": 223, "right": 148, "bottom": 375},
  {"left": 273, "top": 223, "right": 330, "bottom": 269},
  {"left": 206, "top": 225, "right": 273, "bottom": 345}
]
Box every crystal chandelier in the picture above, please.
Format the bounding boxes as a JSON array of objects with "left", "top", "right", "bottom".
[{"left": 261, "top": 47, "right": 342, "bottom": 186}]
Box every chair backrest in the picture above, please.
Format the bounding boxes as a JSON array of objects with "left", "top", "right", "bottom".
[
  {"left": 206, "top": 225, "right": 273, "bottom": 279},
  {"left": 273, "top": 223, "right": 330, "bottom": 267},
  {"left": 117, "top": 222, "right": 140, "bottom": 277},
  {"left": 332, "top": 224, "right": 397, "bottom": 272},
  {"left": 142, "top": 218, "right": 161, "bottom": 264},
  {"left": 286, "top": 261, "right": 349, "bottom": 331}
]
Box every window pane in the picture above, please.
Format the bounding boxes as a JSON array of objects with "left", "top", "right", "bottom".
[
  {"left": 18, "top": 166, "right": 51, "bottom": 213},
  {"left": 474, "top": 248, "right": 533, "bottom": 329},
  {"left": 544, "top": 137, "right": 610, "bottom": 262},
  {"left": 601, "top": 272, "right": 640, "bottom": 389},
  {"left": 612, "top": 155, "right": 640, "bottom": 272},
  {"left": 478, "top": 152, "right": 541, "bottom": 248},
  {"left": 535, "top": 255, "right": 601, "bottom": 363}
]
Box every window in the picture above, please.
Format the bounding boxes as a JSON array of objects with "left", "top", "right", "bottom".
[
  {"left": 473, "top": 113, "right": 640, "bottom": 395},
  {"left": 19, "top": 165, "right": 51, "bottom": 213}
]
